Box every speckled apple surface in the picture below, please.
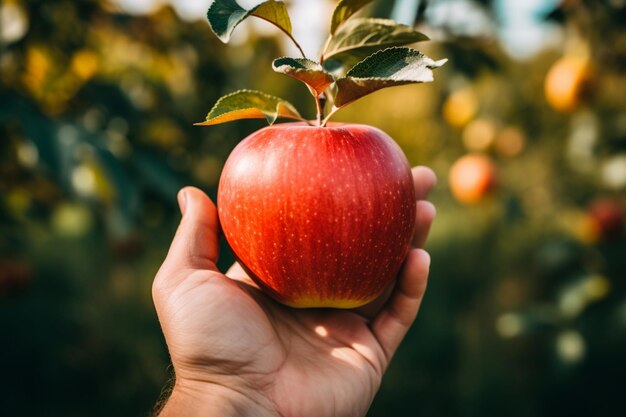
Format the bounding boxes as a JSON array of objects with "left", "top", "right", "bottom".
[{"left": 218, "top": 123, "right": 416, "bottom": 308}]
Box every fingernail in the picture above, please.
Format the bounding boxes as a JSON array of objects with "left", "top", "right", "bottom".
[{"left": 177, "top": 189, "right": 188, "bottom": 215}]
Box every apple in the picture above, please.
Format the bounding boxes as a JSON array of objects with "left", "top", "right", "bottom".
[
  {"left": 218, "top": 123, "right": 416, "bottom": 308},
  {"left": 449, "top": 154, "right": 496, "bottom": 204},
  {"left": 201, "top": 0, "right": 446, "bottom": 307},
  {"left": 587, "top": 198, "right": 624, "bottom": 241}
]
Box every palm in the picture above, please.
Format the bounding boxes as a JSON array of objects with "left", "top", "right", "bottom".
[
  {"left": 153, "top": 167, "right": 436, "bottom": 417},
  {"left": 161, "top": 266, "right": 384, "bottom": 417}
]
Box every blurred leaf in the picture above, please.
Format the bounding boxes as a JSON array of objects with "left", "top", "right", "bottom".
[
  {"left": 195, "top": 89, "right": 303, "bottom": 126},
  {"left": 95, "top": 146, "right": 140, "bottom": 221},
  {"left": 330, "top": 0, "right": 374, "bottom": 35},
  {"left": 134, "top": 151, "right": 187, "bottom": 202},
  {"left": 207, "top": 0, "right": 292, "bottom": 43},
  {"left": 334, "top": 47, "right": 447, "bottom": 106},
  {"left": 272, "top": 57, "right": 334, "bottom": 96},
  {"left": 321, "top": 56, "right": 363, "bottom": 78},
  {"left": 369, "top": 0, "right": 397, "bottom": 19},
  {"left": 443, "top": 39, "right": 502, "bottom": 76},
  {"left": 323, "top": 18, "right": 429, "bottom": 63},
  {"left": 543, "top": 4, "right": 566, "bottom": 23}
]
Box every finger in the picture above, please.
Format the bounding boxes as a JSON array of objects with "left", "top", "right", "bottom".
[
  {"left": 355, "top": 197, "right": 436, "bottom": 320},
  {"left": 370, "top": 248, "right": 430, "bottom": 362},
  {"left": 412, "top": 200, "right": 436, "bottom": 248},
  {"left": 353, "top": 281, "right": 395, "bottom": 319},
  {"left": 226, "top": 262, "right": 260, "bottom": 289},
  {"left": 157, "top": 187, "right": 220, "bottom": 280},
  {"left": 412, "top": 166, "right": 437, "bottom": 200},
  {"left": 226, "top": 262, "right": 246, "bottom": 279}
]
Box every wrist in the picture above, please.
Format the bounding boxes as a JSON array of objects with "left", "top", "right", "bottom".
[{"left": 157, "top": 378, "right": 277, "bottom": 417}]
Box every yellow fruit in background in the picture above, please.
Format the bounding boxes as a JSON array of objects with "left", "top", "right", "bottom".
[
  {"left": 449, "top": 154, "right": 497, "bottom": 204},
  {"left": 494, "top": 126, "right": 526, "bottom": 158},
  {"left": 462, "top": 118, "right": 497, "bottom": 152},
  {"left": 575, "top": 213, "right": 601, "bottom": 244},
  {"left": 544, "top": 55, "right": 591, "bottom": 112},
  {"left": 23, "top": 45, "right": 50, "bottom": 92},
  {"left": 443, "top": 88, "right": 478, "bottom": 128},
  {"left": 71, "top": 49, "right": 100, "bottom": 80}
]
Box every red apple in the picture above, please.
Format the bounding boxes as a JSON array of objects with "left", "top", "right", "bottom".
[
  {"left": 0, "top": 260, "right": 32, "bottom": 298},
  {"left": 587, "top": 198, "right": 624, "bottom": 241},
  {"left": 218, "top": 123, "right": 416, "bottom": 308},
  {"left": 449, "top": 154, "right": 496, "bottom": 204}
]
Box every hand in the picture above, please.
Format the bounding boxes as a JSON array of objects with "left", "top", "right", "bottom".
[{"left": 152, "top": 167, "right": 437, "bottom": 417}]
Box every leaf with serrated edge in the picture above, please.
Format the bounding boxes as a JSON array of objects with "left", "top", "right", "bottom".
[
  {"left": 195, "top": 90, "right": 303, "bottom": 126},
  {"left": 272, "top": 57, "right": 334, "bottom": 96},
  {"left": 334, "top": 47, "right": 447, "bottom": 107},
  {"left": 251, "top": 1, "right": 292, "bottom": 35},
  {"left": 208, "top": 0, "right": 292, "bottom": 43},
  {"left": 324, "top": 18, "right": 429, "bottom": 63},
  {"left": 330, "top": 0, "right": 373, "bottom": 35}
]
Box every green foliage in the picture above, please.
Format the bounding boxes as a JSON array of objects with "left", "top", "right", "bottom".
[
  {"left": 272, "top": 57, "right": 334, "bottom": 97},
  {"left": 202, "top": 0, "right": 445, "bottom": 126},
  {"left": 329, "top": 0, "right": 374, "bottom": 35},
  {"left": 195, "top": 89, "right": 303, "bottom": 126},
  {"left": 322, "top": 18, "right": 429, "bottom": 63},
  {"left": 334, "top": 47, "right": 447, "bottom": 106},
  {"left": 207, "top": 0, "right": 293, "bottom": 44}
]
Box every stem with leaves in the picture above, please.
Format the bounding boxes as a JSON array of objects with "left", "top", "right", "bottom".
[{"left": 199, "top": 0, "right": 447, "bottom": 128}]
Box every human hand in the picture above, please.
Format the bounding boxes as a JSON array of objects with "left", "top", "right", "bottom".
[{"left": 152, "top": 167, "right": 437, "bottom": 417}]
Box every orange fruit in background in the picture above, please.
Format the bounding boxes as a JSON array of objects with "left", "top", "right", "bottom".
[
  {"left": 449, "top": 154, "right": 497, "bottom": 204},
  {"left": 494, "top": 126, "right": 526, "bottom": 158},
  {"left": 587, "top": 198, "right": 624, "bottom": 241},
  {"left": 544, "top": 55, "right": 591, "bottom": 112},
  {"left": 442, "top": 87, "right": 478, "bottom": 128},
  {"left": 462, "top": 118, "right": 498, "bottom": 152}
]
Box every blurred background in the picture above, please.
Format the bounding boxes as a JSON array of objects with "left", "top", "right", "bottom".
[{"left": 1, "top": 0, "right": 625, "bottom": 416}]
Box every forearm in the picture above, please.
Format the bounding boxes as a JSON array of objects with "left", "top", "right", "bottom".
[{"left": 157, "top": 380, "right": 278, "bottom": 417}]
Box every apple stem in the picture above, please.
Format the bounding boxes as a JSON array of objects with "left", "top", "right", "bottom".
[
  {"left": 286, "top": 33, "right": 307, "bottom": 59},
  {"left": 320, "top": 106, "right": 341, "bottom": 127},
  {"left": 315, "top": 95, "right": 324, "bottom": 126}
]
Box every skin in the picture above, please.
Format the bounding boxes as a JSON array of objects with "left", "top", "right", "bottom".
[{"left": 153, "top": 166, "right": 437, "bottom": 417}]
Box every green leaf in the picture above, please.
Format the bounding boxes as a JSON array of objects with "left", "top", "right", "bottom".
[
  {"left": 334, "top": 47, "right": 447, "bottom": 107},
  {"left": 194, "top": 90, "right": 303, "bottom": 126},
  {"left": 207, "top": 0, "right": 292, "bottom": 43},
  {"left": 272, "top": 57, "right": 335, "bottom": 96},
  {"left": 330, "top": 0, "right": 373, "bottom": 35},
  {"left": 323, "top": 18, "right": 429, "bottom": 63}
]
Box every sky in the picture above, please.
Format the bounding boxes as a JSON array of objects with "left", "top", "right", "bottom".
[{"left": 112, "top": 0, "right": 562, "bottom": 59}]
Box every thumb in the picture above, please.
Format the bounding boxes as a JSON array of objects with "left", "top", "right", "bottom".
[{"left": 158, "top": 187, "right": 220, "bottom": 280}]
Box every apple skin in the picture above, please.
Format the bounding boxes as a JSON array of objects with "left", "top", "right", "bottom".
[{"left": 218, "top": 123, "right": 416, "bottom": 308}]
